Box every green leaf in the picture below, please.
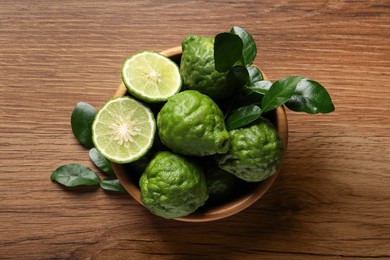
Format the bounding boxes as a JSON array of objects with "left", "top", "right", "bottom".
[
  {"left": 226, "top": 105, "right": 262, "bottom": 131},
  {"left": 286, "top": 78, "right": 335, "bottom": 114},
  {"left": 89, "top": 148, "right": 115, "bottom": 176},
  {"left": 71, "top": 102, "right": 96, "bottom": 148},
  {"left": 226, "top": 66, "right": 249, "bottom": 88},
  {"left": 247, "top": 66, "right": 263, "bottom": 83},
  {"left": 261, "top": 76, "right": 304, "bottom": 113},
  {"left": 233, "top": 89, "right": 263, "bottom": 109},
  {"left": 214, "top": 32, "right": 243, "bottom": 72},
  {"left": 100, "top": 179, "right": 126, "bottom": 192},
  {"left": 246, "top": 80, "right": 273, "bottom": 95},
  {"left": 230, "top": 26, "right": 257, "bottom": 66},
  {"left": 51, "top": 164, "right": 100, "bottom": 187}
]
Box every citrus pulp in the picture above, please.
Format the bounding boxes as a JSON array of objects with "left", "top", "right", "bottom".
[
  {"left": 121, "top": 51, "right": 181, "bottom": 102},
  {"left": 92, "top": 96, "right": 156, "bottom": 164}
]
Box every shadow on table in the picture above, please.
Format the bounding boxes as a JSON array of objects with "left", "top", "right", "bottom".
[
  {"left": 75, "top": 140, "right": 345, "bottom": 259},
  {"left": 138, "top": 150, "right": 344, "bottom": 258}
]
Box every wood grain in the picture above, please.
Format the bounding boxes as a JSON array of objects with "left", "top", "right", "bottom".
[{"left": 0, "top": 0, "right": 389, "bottom": 259}]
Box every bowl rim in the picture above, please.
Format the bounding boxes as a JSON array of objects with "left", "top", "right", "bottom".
[{"left": 111, "top": 46, "right": 288, "bottom": 222}]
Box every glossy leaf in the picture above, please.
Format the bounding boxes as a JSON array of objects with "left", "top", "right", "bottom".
[
  {"left": 246, "top": 80, "right": 273, "bottom": 95},
  {"left": 286, "top": 78, "right": 335, "bottom": 114},
  {"left": 226, "top": 66, "right": 249, "bottom": 88},
  {"left": 230, "top": 26, "right": 257, "bottom": 66},
  {"left": 89, "top": 148, "right": 115, "bottom": 176},
  {"left": 214, "top": 33, "right": 243, "bottom": 72},
  {"left": 51, "top": 164, "right": 100, "bottom": 187},
  {"left": 247, "top": 66, "right": 263, "bottom": 83},
  {"left": 233, "top": 88, "right": 263, "bottom": 109},
  {"left": 261, "top": 76, "right": 304, "bottom": 113},
  {"left": 100, "top": 179, "right": 126, "bottom": 192},
  {"left": 226, "top": 105, "right": 262, "bottom": 131},
  {"left": 71, "top": 102, "right": 96, "bottom": 148}
]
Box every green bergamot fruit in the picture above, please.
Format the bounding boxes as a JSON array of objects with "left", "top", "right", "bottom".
[
  {"left": 217, "top": 117, "right": 283, "bottom": 182},
  {"left": 139, "top": 151, "right": 208, "bottom": 219},
  {"left": 180, "top": 35, "right": 236, "bottom": 100},
  {"left": 157, "top": 90, "right": 230, "bottom": 156}
]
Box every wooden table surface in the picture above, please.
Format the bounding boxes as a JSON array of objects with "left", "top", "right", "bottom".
[{"left": 1, "top": 1, "right": 389, "bottom": 259}]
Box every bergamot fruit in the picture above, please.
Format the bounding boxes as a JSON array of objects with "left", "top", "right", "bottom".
[
  {"left": 180, "top": 35, "right": 235, "bottom": 100},
  {"left": 217, "top": 117, "right": 283, "bottom": 182},
  {"left": 157, "top": 90, "right": 230, "bottom": 156},
  {"left": 92, "top": 96, "right": 155, "bottom": 164},
  {"left": 139, "top": 151, "right": 208, "bottom": 219},
  {"left": 121, "top": 51, "right": 181, "bottom": 102}
]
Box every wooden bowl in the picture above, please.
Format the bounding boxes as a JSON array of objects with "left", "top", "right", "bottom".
[{"left": 111, "top": 46, "right": 288, "bottom": 222}]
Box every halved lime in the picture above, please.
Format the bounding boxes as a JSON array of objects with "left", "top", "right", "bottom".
[
  {"left": 92, "top": 96, "right": 156, "bottom": 164},
  {"left": 121, "top": 51, "right": 182, "bottom": 102}
]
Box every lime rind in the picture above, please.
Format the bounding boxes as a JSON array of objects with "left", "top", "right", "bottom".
[
  {"left": 121, "top": 51, "right": 182, "bottom": 102},
  {"left": 92, "top": 96, "right": 156, "bottom": 164}
]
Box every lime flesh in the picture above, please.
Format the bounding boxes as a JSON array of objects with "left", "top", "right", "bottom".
[
  {"left": 121, "top": 51, "right": 181, "bottom": 102},
  {"left": 92, "top": 96, "right": 156, "bottom": 164}
]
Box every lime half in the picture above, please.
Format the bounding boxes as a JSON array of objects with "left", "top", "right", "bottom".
[
  {"left": 121, "top": 51, "right": 182, "bottom": 102},
  {"left": 92, "top": 96, "right": 156, "bottom": 164}
]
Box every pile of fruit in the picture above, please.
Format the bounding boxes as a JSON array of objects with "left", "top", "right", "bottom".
[{"left": 52, "top": 26, "right": 334, "bottom": 219}]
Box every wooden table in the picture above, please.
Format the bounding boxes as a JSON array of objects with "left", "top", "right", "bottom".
[{"left": 1, "top": 1, "right": 389, "bottom": 259}]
